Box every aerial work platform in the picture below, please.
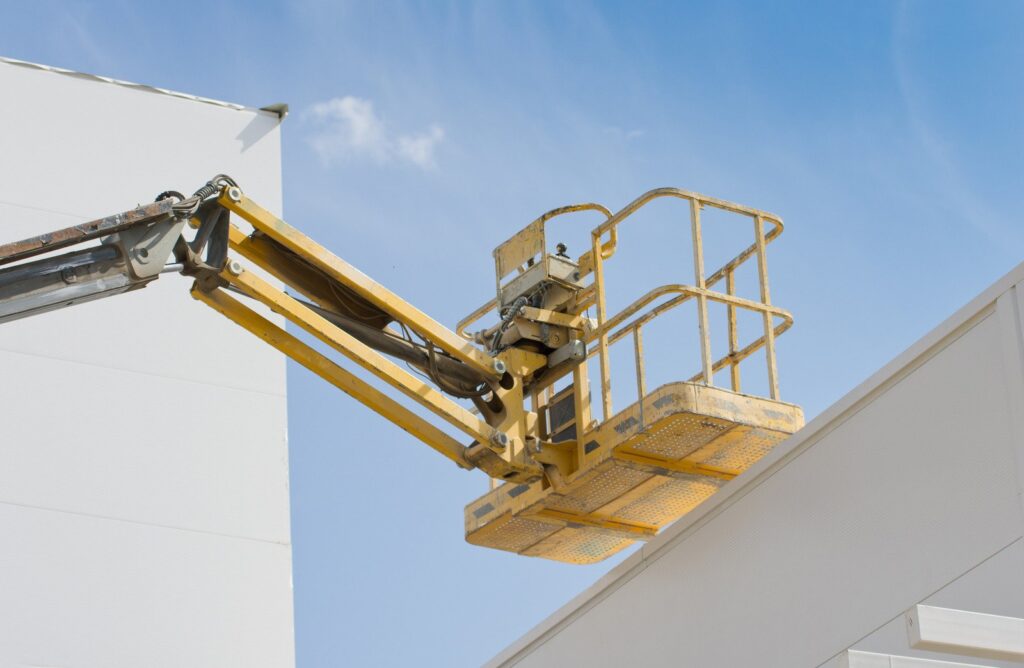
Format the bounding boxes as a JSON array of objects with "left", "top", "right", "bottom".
[
  {"left": 0, "top": 176, "right": 802, "bottom": 565},
  {"left": 459, "top": 188, "right": 805, "bottom": 563}
]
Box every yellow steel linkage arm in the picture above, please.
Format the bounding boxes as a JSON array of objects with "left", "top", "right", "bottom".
[
  {"left": 188, "top": 185, "right": 542, "bottom": 485},
  {"left": 193, "top": 284, "right": 473, "bottom": 469},
  {"left": 220, "top": 190, "right": 500, "bottom": 381}
]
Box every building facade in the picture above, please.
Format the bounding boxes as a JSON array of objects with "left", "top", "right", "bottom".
[
  {"left": 0, "top": 59, "right": 294, "bottom": 667},
  {"left": 490, "top": 262, "right": 1024, "bottom": 667}
]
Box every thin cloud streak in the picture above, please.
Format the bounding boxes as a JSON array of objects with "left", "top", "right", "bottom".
[
  {"left": 891, "top": 2, "right": 1015, "bottom": 246},
  {"left": 305, "top": 96, "right": 445, "bottom": 170}
]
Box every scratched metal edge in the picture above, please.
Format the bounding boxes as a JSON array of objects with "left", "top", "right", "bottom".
[{"left": 0, "top": 199, "right": 175, "bottom": 266}]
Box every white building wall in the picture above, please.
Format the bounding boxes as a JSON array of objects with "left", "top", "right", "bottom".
[
  {"left": 0, "top": 59, "right": 293, "bottom": 667},
  {"left": 490, "top": 262, "right": 1024, "bottom": 668}
]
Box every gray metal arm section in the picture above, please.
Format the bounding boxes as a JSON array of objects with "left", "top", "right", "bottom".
[
  {"left": 0, "top": 187, "right": 488, "bottom": 393},
  {"left": 0, "top": 200, "right": 185, "bottom": 324}
]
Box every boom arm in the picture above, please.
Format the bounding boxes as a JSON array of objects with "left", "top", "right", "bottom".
[
  {"left": 0, "top": 177, "right": 548, "bottom": 482},
  {"left": 0, "top": 176, "right": 803, "bottom": 563}
]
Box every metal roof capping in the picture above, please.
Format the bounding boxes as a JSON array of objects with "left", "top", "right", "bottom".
[{"left": 0, "top": 56, "right": 288, "bottom": 120}]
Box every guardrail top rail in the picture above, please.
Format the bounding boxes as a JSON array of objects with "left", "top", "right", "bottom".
[{"left": 587, "top": 188, "right": 790, "bottom": 419}]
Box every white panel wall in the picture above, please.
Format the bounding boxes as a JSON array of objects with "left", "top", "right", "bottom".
[
  {"left": 0, "top": 60, "right": 293, "bottom": 667},
  {"left": 490, "top": 265, "right": 1024, "bottom": 668}
]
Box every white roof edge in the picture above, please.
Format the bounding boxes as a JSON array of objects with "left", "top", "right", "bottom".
[
  {"left": 487, "top": 257, "right": 1024, "bottom": 668},
  {"left": 0, "top": 56, "right": 287, "bottom": 120}
]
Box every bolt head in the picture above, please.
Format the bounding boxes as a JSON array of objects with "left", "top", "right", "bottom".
[
  {"left": 490, "top": 431, "right": 509, "bottom": 449},
  {"left": 227, "top": 187, "right": 242, "bottom": 202},
  {"left": 227, "top": 259, "right": 244, "bottom": 276},
  {"left": 493, "top": 359, "right": 507, "bottom": 374}
]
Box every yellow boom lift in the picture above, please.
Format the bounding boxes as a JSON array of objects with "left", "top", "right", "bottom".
[{"left": 0, "top": 176, "right": 803, "bottom": 563}]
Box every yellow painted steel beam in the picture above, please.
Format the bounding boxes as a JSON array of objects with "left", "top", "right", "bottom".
[
  {"left": 684, "top": 323, "right": 789, "bottom": 385},
  {"left": 191, "top": 285, "right": 472, "bottom": 469},
  {"left": 598, "top": 284, "right": 791, "bottom": 344},
  {"left": 218, "top": 190, "right": 500, "bottom": 380},
  {"left": 590, "top": 187, "right": 783, "bottom": 239},
  {"left": 533, "top": 508, "right": 657, "bottom": 539},
  {"left": 456, "top": 295, "right": 497, "bottom": 341},
  {"left": 518, "top": 306, "right": 590, "bottom": 331},
  {"left": 754, "top": 214, "right": 780, "bottom": 400},
  {"left": 591, "top": 231, "right": 613, "bottom": 420},
  {"left": 589, "top": 476, "right": 667, "bottom": 518},
  {"left": 690, "top": 199, "right": 713, "bottom": 385},
  {"left": 573, "top": 347, "right": 594, "bottom": 460},
  {"left": 614, "top": 448, "right": 739, "bottom": 481},
  {"left": 592, "top": 284, "right": 792, "bottom": 387},
  {"left": 725, "top": 269, "right": 741, "bottom": 392},
  {"left": 219, "top": 263, "right": 501, "bottom": 447},
  {"left": 634, "top": 326, "right": 647, "bottom": 429},
  {"left": 227, "top": 226, "right": 341, "bottom": 313}
]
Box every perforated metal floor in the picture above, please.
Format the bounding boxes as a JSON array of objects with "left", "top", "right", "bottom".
[{"left": 465, "top": 382, "right": 804, "bottom": 563}]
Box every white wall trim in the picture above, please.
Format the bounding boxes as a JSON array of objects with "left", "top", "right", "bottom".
[
  {"left": 843, "top": 649, "right": 995, "bottom": 668},
  {"left": 0, "top": 56, "right": 283, "bottom": 118},
  {"left": 906, "top": 606, "right": 1024, "bottom": 662}
]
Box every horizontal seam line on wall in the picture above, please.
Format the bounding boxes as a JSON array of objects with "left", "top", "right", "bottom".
[
  {"left": 0, "top": 346, "right": 287, "bottom": 399},
  {"left": 0, "top": 198, "right": 92, "bottom": 220},
  {"left": 0, "top": 497, "right": 291, "bottom": 546}
]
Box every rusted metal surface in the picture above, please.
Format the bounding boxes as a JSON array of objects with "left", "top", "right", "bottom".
[{"left": 0, "top": 199, "right": 175, "bottom": 266}]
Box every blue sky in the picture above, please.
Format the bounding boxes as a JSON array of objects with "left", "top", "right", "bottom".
[{"left": 3, "top": 1, "right": 1023, "bottom": 666}]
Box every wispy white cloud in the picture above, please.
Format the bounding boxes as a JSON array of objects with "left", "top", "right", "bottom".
[
  {"left": 396, "top": 126, "right": 445, "bottom": 168},
  {"left": 305, "top": 96, "right": 445, "bottom": 170},
  {"left": 891, "top": 2, "right": 1013, "bottom": 246},
  {"left": 56, "top": 8, "right": 117, "bottom": 74}
]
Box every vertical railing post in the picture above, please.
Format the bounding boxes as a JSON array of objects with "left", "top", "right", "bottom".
[
  {"left": 573, "top": 358, "right": 593, "bottom": 463},
  {"left": 690, "top": 199, "right": 713, "bottom": 385},
  {"left": 634, "top": 325, "right": 646, "bottom": 429},
  {"left": 726, "top": 268, "right": 741, "bottom": 392},
  {"left": 591, "top": 231, "right": 613, "bottom": 421},
  {"left": 754, "top": 215, "right": 779, "bottom": 399}
]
